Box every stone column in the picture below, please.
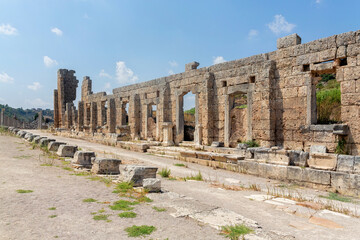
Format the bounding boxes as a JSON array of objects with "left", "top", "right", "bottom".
[
  {"left": 77, "top": 101, "right": 84, "bottom": 131},
  {"left": 108, "top": 98, "right": 116, "bottom": 133},
  {"left": 224, "top": 94, "right": 231, "bottom": 148},
  {"left": 144, "top": 104, "right": 149, "bottom": 140},
  {"left": 0, "top": 109, "right": 4, "bottom": 126},
  {"left": 97, "top": 101, "right": 103, "bottom": 127},
  {"left": 90, "top": 102, "right": 97, "bottom": 132},
  {"left": 194, "top": 93, "right": 202, "bottom": 146},
  {"left": 175, "top": 94, "right": 184, "bottom": 144},
  {"left": 38, "top": 111, "right": 43, "bottom": 129},
  {"left": 162, "top": 122, "right": 174, "bottom": 146},
  {"left": 54, "top": 90, "right": 59, "bottom": 128},
  {"left": 65, "top": 103, "right": 72, "bottom": 129}
]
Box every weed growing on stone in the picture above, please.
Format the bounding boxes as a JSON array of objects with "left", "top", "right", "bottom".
[
  {"left": 72, "top": 172, "right": 91, "bottom": 176},
  {"left": 16, "top": 189, "right": 33, "bottom": 193},
  {"left": 220, "top": 224, "right": 253, "bottom": 240},
  {"left": 109, "top": 200, "right": 139, "bottom": 211},
  {"left": 137, "top": 196, "right": 153, "bottom": 203},
  {"left": 93, "top": 214, "right": 110, "bottom": 221},
  {"left": 174, "top": 163, "right": 186, "bottom": 167},
  {"left": 49, "top": 215, "right": 57, "bottom": 218},
  {"left": 184, "top": 171, "right": 203, "bottom": 181},
  {"left": 40, "top": 163, "right": 53, "bottom": 167},
  {"left": 320, "top": 192, "right": 352, "bottom": 203},
  {"left": 48, "top": 207, "right": 56, "bottom": 210},
  {"left": 62, "top": 167, "right": 73, "bottom": 171},
  {"left": 118, "top": 211, "right": 137, "bottom": 218},
  {"left": 113, "top": 182, "right": 134, "bottom": 194},
  {"left": 159, "top": 168, "right": 171, "bottom": 178},
  {"left": 125, "top": 225, "right": 156, "bottom": 237},
  {"left": 248, "top": 184, "right": 261, "bottom": 191},
  {"left": 83, "top": 198, "right": 97, "bottom": 203},
  {"left": 152, "top": 206, "right": 166, "bottom": 212}
]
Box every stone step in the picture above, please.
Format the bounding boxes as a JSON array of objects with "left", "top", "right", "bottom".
[{"left": 179, "top": 141, "right": 195, "bottom": 148}]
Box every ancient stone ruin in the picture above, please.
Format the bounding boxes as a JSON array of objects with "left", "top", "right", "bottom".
[{"left": 52, "top": 30, "right": 360, "bottom": 196}]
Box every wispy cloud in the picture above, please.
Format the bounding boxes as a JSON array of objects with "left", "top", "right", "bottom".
[
  {"left": 99, "top": 69, "right": 112, "bottom": 79},
  {"left": 104, "top": 82, "right": 111, "bottom": 89},
  {"left": 43, "top": 56, "right": 58, "bottom": 67},
  {"left": 51, "top": 27, "right": 63, "bottom": 36},
  {"left": 168, "top": 70, "right": 175, "bottom": 75},
  {"left": 315, "top": 0, "right": 322, "bottom": 3},
  {"left": 169, "top": 60, "right": 178, "bottom": 67},
  {"left": 213, "top": 56, "right": 226, "bottom": 65},
  {"left": 116, "top": 61, "right": 138, "bottom": 84},
  {"left": 28, "top": 82, "right": 42, "bottom": 91},
  {"left": 267, "top": 14, "right": 296, "bottom": 35},
  {"left": 0, "top": 72, "right": 14, "bottom": 83},
  {"left": 0, "top": 24, "right": 18, "bottom": 35},
  {"left": 248, "top": 29, "right": 259, "bottom": 39}
]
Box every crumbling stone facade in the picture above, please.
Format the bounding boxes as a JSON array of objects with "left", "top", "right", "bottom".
[{"left": 54, "top": 30, "right": 360, "bottom": 155}]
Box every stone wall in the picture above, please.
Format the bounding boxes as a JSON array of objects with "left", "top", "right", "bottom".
[{"left": 54, "top": 30, "right": 360, "bottom": 155}]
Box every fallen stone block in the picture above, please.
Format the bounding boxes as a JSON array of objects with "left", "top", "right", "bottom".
[
  {"left": 354, "top": 156, "right": 360, "bottom": 174},
  {"left": 211, "top": 141, "right": 224, "bottom": 147},
  {"left": 254, "top": 148, "right": 270, "bottom": 162},
  {"left": 48, "top": 141, "right": 66, "bottom": 151},
  {"left": 33, "top": 136, "right": 46, "bottom": 144},
  {"left": 143, "top": 178, "right": 161, "bottom": 192},
  {"left": 267, "top": 149, "right": 290, "bottom": 166},
  {"left": 308, "top": 153, "right": 337, "bottom": 171},
  {"left": 91, "top": 158, "right": 122, "bottom": 174},
  {"left": 210, "top": 153, "right": 227, "bottom": 162},
  {"left": 72, "top": 151, "right": 96, "bottom": 166},
  {"left": 39, "top": 138, "right": 55, "bottom": 148},
  {"left": 13, "top": 129, "right": 19, "bottom": 134},
  {"left": 24, "top": 133, "right": 33, "bottom": 140},
  {"left": 119, "top": 165, "right": 158, "bottom": 187},
  {"left": 28, "top": 134, "right": 38, "bottom": 142},
  {"left": 310, "top": 145, "right": 327, "bottom": 154},
  {"left": 17, "top": 131, "right": 27, "bottom": 138},
  {"left": 288, "top": 150, "right": 309, "bottom": 167},
  {"left": 245, "top": 148, "right": 257, "bottom": 159},
  {"left": 57, "top": 145, "right": 78, "bottom": 158},
  {"left": 336, "top": 155, "right": 355, "bottom": 173}
]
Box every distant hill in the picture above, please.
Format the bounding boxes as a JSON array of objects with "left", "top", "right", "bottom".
[{"left": 0, "top": 104, "right": 53, "bottom": 123}]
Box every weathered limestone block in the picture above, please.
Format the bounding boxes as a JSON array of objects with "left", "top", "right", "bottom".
[
  {"left": 267, "top": 149, "right": 290, "bottom": 166},
  {"left": 258, "top": 163, "right": 287, "bottom": 180},
  {"left": 33, "top": 136, "right": 46, "bottom": 144},
  {"left": 226, "top": 155, "right": 244, "bottom": 164},
  {"left": 17, "top": 131, "right": 26, "bottom": 138},
  {"left": 310, "top": 145, "right": 327, "bottom": 154},
  {"left": 331, "top": 172, "right": 360, "bottom": 196},
  {"left": 288, "top": 150, "right": 309, "bottom": 167},
  {"left": 336, "top": 155, "right": 355, "bottom": 173},
  {"left": 354, "top": 156, "right": 360, "bottom": 174},
  {"left": 333, "top": 124, "right": 349, "bottom": 135},
  {"left": 91, "top": 158, "right": 122, "bottom": 174},
  {"left": 237, "top": 161, "right": 259, "bottom": 176},
  {"left": 48, "top": 141, "right": 66, "bottom": 151},
  {"left": 245, "top": 148, "right": 257, "bottom": 159},
  {"left": 72, "top": 151, "right": 96, "bottom": 166},
  {"left": 180, "top": 150, "right": 197, "bottom": 158},
  {"left": 254, "top": 148, "right": 270, "bottom": 162},
  {"left": 39, "top": 138, "right": 55, "bottom": 147},
  {"left": 162, "top": 122, "right": 174, "bottom": 146},
  {"left": 211, "top": 142, "right": 224, "bottom": 147},
  {"left": 308, "top": 153, "right": 338, "bottom": 171},
  {"left": 142, "top": 178, "right": 161, "bottom": 192},
  {"left": 24, "top": 133, "right": 33, "bottom": 140},
  {"left": 236, "top": 143, "right": 248, "bottom": 149},
  {"left": 119, "top": 165, "right": 157, "bottom": 187},
  {"left": 13, "top": 129, "right": 19, "bottom": 134},
  {"left": 57, "top": 145, "right": 78, "bottom": 158},
  {"left": 28, "top": 134, "right": 38, "bottom": 142},
  {"left": 210, "top": 153, "right": 227, "bottom": 162},
  {"left": 196, "top": 151, "right": 211, "bottom": 160},
  {"left": 277, "top": 33, "right": 301, "bottom": 49},
  {"left": 287, "top": 167, "right": 331, "bottom": 185}
]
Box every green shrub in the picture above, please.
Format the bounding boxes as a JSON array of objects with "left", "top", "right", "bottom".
[
  {"left": 335, "top": 138, "right": 347, "bottom": 154},
  {"left": 244, "top": 140, "right": 259, "bottom": 148},
  {"left": 125, "top": 225, "right": 156, "bottom": 237},
  {"left": 220, "top": 224, "right": 253, "bottom": 240},
  {"left": 159, "top": 168, "right": 171, "bottom": 178},
  {"left": 184, "top": 108, "right": 195, "bottom": 115}
]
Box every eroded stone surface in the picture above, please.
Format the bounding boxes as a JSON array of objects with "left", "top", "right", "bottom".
[
  {"left": 56, "top": 145, "right": 78, "bottom": 157},
  {"left": 72, "top": 151, "right": 96, "bottom": 166},
  {"left": 119, "top": 165, "right": 158, "bottom": 186},
  {"left": 91, "top": 158, "right": 121, "bottom": 174}
]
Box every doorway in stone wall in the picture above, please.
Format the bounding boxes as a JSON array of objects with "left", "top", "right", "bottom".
[
  {"left": 229, "top": 92, "right": 248, "bottom": 147},
  {"left": 147, "top": 103, "right": 157, "bottom": 140},
  {"left": 122, "top": 102, "right": 129, "bottom": 125},
  {"left": 183, "top": 92, "right": 196, "bottom": 141}
]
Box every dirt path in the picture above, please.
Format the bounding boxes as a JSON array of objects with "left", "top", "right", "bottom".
[{"left": 2, "top": 130, "right": 360, "bottom": 240}]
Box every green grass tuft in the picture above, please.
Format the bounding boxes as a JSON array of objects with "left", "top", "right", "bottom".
[
  {"left": 16, "top": 189, "right": 33, "bottom": 193},
  {"left": 125, "top": 225, "right": 156, "bottom": 237},
  {"left": 118, "top": 211, "right": 137, "bottom": 218},
  {"left": 159, "top": 168, "right": 171, "bottom": 178},
  {"left": 220, "top": 224, "right": 253, "bottom": 240},
  {"left": 319, "top": 192, "right": 352, "bottom": 203},
  {"left": 174, "top": 163, "right": 186, "bottom": 167},
  {"left": 48, "top": 207, "right": 56, "bottom": 210},
  {"left": 185, "top": 171, "right": 203, "bottom": 181},
  {"left": 49, "top": 215, "right": 57, "bottom": 218},
  {"left": 152, "top": 206, "right": 167, "bottom": 212},
  {"left": 83, "top": 198, "right": 97, "bottom": 203},
  {"left": 109, "top": 200, "right": 139, "bottom": 211},
  {"left": 93, "top": 214, "right": 109, "bottom": 221}
]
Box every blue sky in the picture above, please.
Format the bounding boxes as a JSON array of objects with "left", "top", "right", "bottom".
[{"left": 0, "top": 0, "right": 359, "bottom": 110}]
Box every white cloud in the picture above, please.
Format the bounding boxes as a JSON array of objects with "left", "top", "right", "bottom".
[
  {"left": 268, "top": 15, "right": 296, "bottom": 35},
  {"left": 25, "top": 98, "right": 51, "bottom": 108},
  {"left": 104, "top": 82, "right": 111, "bottom": 89},
  {"left": 315, "top": 0, "right": 322, "bottom": 3},
  {"left": 43, "top": 56, "right": 58, "bottom": 67},
  {"left": 248, "top": 29, "right": 259, "bottom": 39},
  {"left": 0, "top": 24, "right": 18, "bottom": 35},
  {"left": 0, "top": 72, "right": 14, "bottom": 83},
  {"left": 51, "top": 27, "right": 63, "bottom": 36},
  {"left": 169, "top": 60, "right": 178, "bottom": 67},
  {"left": 99, "top": 69, "right": 112, "bottom": 79},
  {"left": 213, "top": 56, "right": 226, "bottom": 65},
  {"left": 116, "top": 61, "right": 138, "bottom": 84},
  {"left": 168, "top": 70, "right": 175, "bottom": 75},
  {"left": 27, "top": 82, "right": 42, "bottom": 91}
]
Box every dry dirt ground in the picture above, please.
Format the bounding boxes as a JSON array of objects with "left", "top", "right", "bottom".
[{"left": 1, "top": 130, "right": 360, "bottom": 240}]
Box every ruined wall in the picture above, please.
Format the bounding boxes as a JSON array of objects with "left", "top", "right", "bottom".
[{"left": 56, "top": 29, "right": 360, "bottom": 155}]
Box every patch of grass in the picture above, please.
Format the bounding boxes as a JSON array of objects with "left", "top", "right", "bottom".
[
  {"left": 248, "top": 184, "right": 261, "bottom": 191},
  {"left": 98, "top": 209, "right": 106, "bottom": 213},
  {"left": 243, "top": 140, "right": 259, "bottom": 148},
  {"left": 319, "top": 192, "right": 352, "bottom": 203},
  {"left": 83, "top": 198, "right": 97, "bottom": 203},
  {"left": 48, "top": 207, "right": 56, "bottom": 210},
  {"left": 118, "top": 211, "right": 137, "bottom": 218},
  {"left": 16, "top": 189, "right": 33, "bottom": 193},
  {"left": 152, "top": 206, "right": 166, "bottom": 212},
  {"left": 93, "top": 214, "right": 109, "bottom": 221},
  {"left": 335, "top": 138, "right": 347, "bottom": 155},
  {"left": 87, "top": 176, "right": 112, "bottom": 186},
  {"left": 159, "top": 168, "right": 171, "bottom": 178},
  {"left": 185, "top": 171, "right": 203, "bottom": 181},
  {"left": 72, "top": 172, "right": 91, "bottom": 176},
  {"left": 109, "top": 200, "right": 139, "bottom": 211},
  {"left": 62, "top": 167, "right": 73, "bottom": 171},
  {"left": 220, "top": 224, "right": 253, "bottom": 240},
  {"left": 49, "top": 215, "right": 57, "bottom": 218},
  {"left": 174, "top": 163, "right": 186, "bottom": 167},
  {"left": 137, "top": 196, "right": 153, "bottom": 203},
  {"left": 125, "top": 225, "right": 156, "bottom": 237},
  {"left": 113, "top": 181, "right": 133, "bottom": 193},
  {"left": 40, "top": 163, "right": 53, "bottom": 167}
]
